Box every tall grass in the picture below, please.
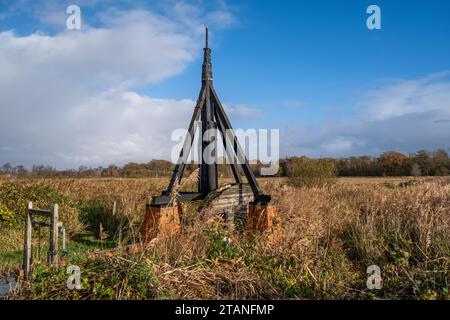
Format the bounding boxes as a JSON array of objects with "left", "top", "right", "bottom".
[{"left": 1, "top": 177, "right": 448, "bottom": 299}]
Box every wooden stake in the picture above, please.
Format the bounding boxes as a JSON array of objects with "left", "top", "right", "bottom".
[
  {"left": 23, "top": 201, "right": 33, "bottom": 278},
  {"left": 49, "top": 204, "right": 59, "bottom": 264}
]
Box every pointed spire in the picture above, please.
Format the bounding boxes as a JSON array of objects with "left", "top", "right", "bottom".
[{"left": 202, "top": 26, "right": 213, "bottom": 81}]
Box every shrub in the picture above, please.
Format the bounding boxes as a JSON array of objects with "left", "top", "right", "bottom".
[
  {"left": 0, "top": 202, "right": 14, "bottom": 223},
  {"left": 286, "top": 157, "right": 337, "bottom": 187}
]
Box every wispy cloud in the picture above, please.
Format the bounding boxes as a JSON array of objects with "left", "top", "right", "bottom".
[
  {"left": 361, "top": 71, "right": 450, "bottom": 121},
  {"left": 434, "top": 119, "right": 450, "bottom": 123},
  {"left": 282, "top": 72, "right": 450, "bottom": 157},
  {"left": 225, "top": 104, "right": 264, "bottom": 118},
  {"left": 280, "top": 100, "right": 305, "bottom": 109}
]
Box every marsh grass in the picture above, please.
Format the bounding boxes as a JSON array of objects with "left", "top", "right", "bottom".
[{"left": 1, "top": 176, "right": 449, "bottom": 299}]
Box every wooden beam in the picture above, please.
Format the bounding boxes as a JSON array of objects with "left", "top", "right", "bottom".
[
  {"left": 214, "top": 104, "right": 242, "bottom": 184},
  {"left": 211, "top": 87, "right": 270, "bottom": 203},
  {"left": 152, "top": 192, "right": 203, "bottom": 206},
  {"left": 164, "top": 86, "right": 206, "bottom": 196},
  {"left": 28, "top": 209, "right": 51, "bottom": 217}
]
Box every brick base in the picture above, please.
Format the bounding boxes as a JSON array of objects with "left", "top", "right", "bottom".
[
  {"left": 246, "top": 202, "right": 278, "bottom": 232},
  {"left": 142, "top": 204, "right": 182, "bottom": 242}
]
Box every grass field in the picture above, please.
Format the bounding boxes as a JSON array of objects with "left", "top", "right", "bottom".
[{"left": 0, "top": 176, "right": 448, "bottom": 299}]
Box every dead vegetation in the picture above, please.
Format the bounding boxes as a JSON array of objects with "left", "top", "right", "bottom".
[{"left": 1, "top": 176, "right": 449, "bottom": 299}]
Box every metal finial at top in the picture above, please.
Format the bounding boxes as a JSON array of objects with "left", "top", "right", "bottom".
[{"left": 202, "top": 26, "right": 212, "bottom": 81}]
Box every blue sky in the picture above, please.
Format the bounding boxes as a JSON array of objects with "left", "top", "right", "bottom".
[
  {"left": 152, "top": 0, "right": 450, "bottom": 126},
  {"left": 0, "top": 0, "right": 449, "bottom": 168}
]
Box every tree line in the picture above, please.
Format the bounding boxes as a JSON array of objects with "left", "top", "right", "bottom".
[
  {"left": 335, "top": 149, "right": 449, "bottom": 177},
  {"left": 1, "top": 148, "right": 449, "bottom": 178}
]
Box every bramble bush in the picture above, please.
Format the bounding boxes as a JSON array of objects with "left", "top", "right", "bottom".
[{"left": 0, "top": 182, "right": 84, "bottom": 235}]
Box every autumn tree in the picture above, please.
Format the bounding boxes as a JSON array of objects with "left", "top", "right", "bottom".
[
  {"left": 433, "top": 149, "right": 450, "bottom": 176},
  {"left": 377, "top": 151, "right": 408, "bottom": 176},
  {"left": 413, "top": 150, "right": 433, "bottom": 176}
]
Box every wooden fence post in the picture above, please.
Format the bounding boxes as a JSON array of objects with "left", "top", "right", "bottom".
[
  {"left": 23, "top": 201, "right": 33, "bottom": 278},
  {"left": 58, "top": 222, "right": 66, "bottom": 252},
  {"left": 49, "top": 204, "right": 59, "bottom": 264},
  {"left": 112, "top": 201, "right": 117, "bottom": 216},
  {"left": 61, "top": 225, "right": 66, "bottom": 252}
]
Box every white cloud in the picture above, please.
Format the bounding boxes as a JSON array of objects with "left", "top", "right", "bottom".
[
  {"left": 362, "top": 71, "right": 450, "bottom": 121},
  {"left": 282, "top": 72, "right": 450, "bottom": 157},
  {"left": 320, "top": 138, "right": 354, "bottom": 153},
  {"left": 225, "top": 104, "right": 263, "bottom": 118},
  {"left": 51, "top": 89, "right": 194, "bottom": 166},
  {"left": 0, "top": 5, "right": 237, "bottom": 168}
]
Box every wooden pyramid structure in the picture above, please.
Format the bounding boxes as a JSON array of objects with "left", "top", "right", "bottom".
[{"left": 152, "top": 27, "right": 271, "bottom": 207}]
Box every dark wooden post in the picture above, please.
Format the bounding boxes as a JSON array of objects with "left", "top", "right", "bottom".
[{"left": 199, "top": 26, "right": 218, "bottom": 196}]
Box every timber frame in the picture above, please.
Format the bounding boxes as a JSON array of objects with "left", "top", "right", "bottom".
[
  {"left": 23, "top": 202, "right": 66, "bottom": 278},
  {"left": 152, "top": 27, "right": 271, "bottom": 206}
]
